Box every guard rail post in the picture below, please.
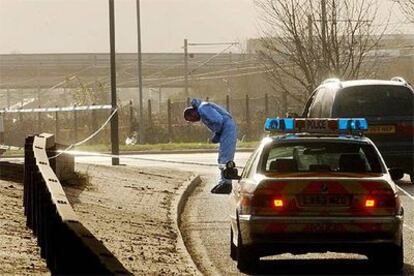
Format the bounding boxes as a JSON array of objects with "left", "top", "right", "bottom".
[{"left": 23, "top": 135, "right": 34, "bottom": 227}]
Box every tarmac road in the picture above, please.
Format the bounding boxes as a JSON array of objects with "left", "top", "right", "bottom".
[{"left": 76, "top": 152, "right": 414, "bottom": 275}]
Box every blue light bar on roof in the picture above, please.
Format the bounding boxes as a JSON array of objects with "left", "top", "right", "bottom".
[
  {"left": 338, "top": 118, "right": 368, "bottom": 131},
  {"left": 264, "top": 118, "right": 294, "bottom": 131},
  {"left": 264, "top": 118, "right": 368, "bottom": 133}
]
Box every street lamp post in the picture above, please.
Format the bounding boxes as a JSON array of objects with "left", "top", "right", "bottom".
[{"left": 109, "top": 0, "right": 119, "bottom": 165}]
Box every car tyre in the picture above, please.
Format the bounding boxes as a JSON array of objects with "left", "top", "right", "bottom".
[
  {"left": 230, "top": 227, "right": 237, "bottom": 260},
  {"left": 236, "top": 227, "right": 259, "bottom": 272},
  {"left": 369, "top": 241, "right": 403, "bottom": 273}
]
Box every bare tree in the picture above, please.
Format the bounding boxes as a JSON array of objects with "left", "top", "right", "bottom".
[
  {"left": 397, "top": 0, "right": 414, "bottom": 22},
  {"left": 255, "top": 0, "right": 389, "bottom": 103}
]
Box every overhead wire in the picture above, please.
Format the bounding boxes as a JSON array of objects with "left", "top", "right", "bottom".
[{"left": 188, "top": 44, "right": 235, "bottom": 75}]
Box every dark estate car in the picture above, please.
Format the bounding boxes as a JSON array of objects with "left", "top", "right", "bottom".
[
  {"left": 226, "top": 119, "right": 404, "bottom": 273},
  {"left": 302, "top": 78, "right": 414, "bottom": 182}
]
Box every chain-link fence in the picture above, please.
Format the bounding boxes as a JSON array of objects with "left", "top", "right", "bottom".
[{"left": 1, "top": 94, "right": 303, "bottom": 147}]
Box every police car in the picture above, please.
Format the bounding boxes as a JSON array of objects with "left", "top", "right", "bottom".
[{"left": 225, "top": 118, "right": 404, "bottom": 272}]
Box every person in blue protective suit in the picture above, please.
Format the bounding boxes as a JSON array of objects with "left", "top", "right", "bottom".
[{"left": 184, "top": 98, "right": 237, "bottom": 194}]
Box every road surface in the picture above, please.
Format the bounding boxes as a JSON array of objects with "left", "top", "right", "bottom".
[{"left": 77, "top": 152, "right": 414, "bottom": 275}]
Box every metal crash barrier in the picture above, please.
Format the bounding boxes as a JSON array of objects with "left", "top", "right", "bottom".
[{"left": 24, "top": 133, "right": 130, "bottom": 275}]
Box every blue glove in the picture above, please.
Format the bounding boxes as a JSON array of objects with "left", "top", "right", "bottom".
[{"left": 211, "top": 132, "right": 221, "bottom": 144}]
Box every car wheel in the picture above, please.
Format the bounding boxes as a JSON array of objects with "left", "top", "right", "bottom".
[
  {"left": 236, "top": 227, "right": 259, "bottom": 272},
  {"left": 230, "top": 227, "right": 237, "bottom": 260},
  {"left": 369, "top": 242, "right": 403, "bottom": 273}
]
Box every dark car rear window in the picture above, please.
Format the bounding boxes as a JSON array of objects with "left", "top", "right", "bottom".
[{"left": 333, "top": 85, "right": 414, "bottom": 117}]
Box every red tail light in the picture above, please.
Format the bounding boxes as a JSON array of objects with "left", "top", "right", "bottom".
[
  {"left": 358, "top": 189, "right": 400, "bottom": 215},
  {"left": 239, "top": 193, "right": 290, "bottom": 215},
  {"left": 369, "top": 189, "right": 397, "bottom": 208},
  {"left": 273, "top": 199, "right": 284, "bottom": 208},
  {"left": 364, "top": 199, "right": 375, "bottom": 208}
]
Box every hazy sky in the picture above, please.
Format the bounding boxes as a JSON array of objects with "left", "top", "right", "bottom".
[{"left": 0, "top": 0, "right": 411, "bottom": 54}]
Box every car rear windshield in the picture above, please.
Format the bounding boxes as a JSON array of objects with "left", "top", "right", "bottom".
[
  {"left": 261, "top": 142, "right": 383, "bottom": 174},
  {"left": 333, "top": 85, "right": 414, "bottom": 117}
]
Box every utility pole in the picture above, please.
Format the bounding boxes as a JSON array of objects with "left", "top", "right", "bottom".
[
  {"left": 136, "top": 0, "right": 144, "bottom": 143},
  {"left": 109, "top": 0, "right": 119, "bottom": 165},
  {"left": 184, "top": 38, "right": 189, "bottom": 97}
]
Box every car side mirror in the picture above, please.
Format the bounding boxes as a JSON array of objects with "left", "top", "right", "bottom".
[
  {"left": 389, "top": 168, "right": 404, "bottom": 182},
  {"left": 223, "top": 161, "right": 241, "bottom": 180}
]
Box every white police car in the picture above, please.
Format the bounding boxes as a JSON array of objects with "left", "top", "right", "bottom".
[{"left": 225, "top": 118, "right": 404, "bottom": 272}]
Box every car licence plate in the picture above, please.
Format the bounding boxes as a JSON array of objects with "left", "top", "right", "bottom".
[
  {"left": 299, "top": 194, "right": 350, "bottom": 207},
  {"left": 366, "top": 125, "right": 396, "bottom": 134}
]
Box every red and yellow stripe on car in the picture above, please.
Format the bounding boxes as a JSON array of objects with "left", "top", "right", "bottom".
[{"left": 241, "top": 173, "right": 399, "bottom": 234}]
